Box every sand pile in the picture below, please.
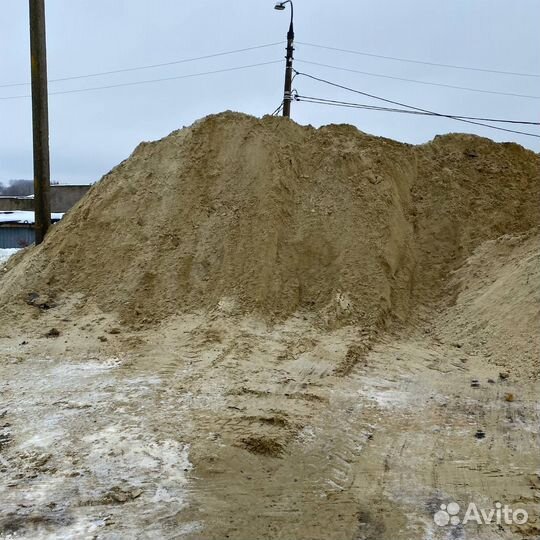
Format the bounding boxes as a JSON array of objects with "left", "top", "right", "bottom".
[
  {"left": 412, "top": 134, "right": 539, "bottom": 304},
  {"left": 438, "top": 229, "right": 540, "bottom": 377},
  {"left": 0, "top": 112, "right": 538, "bottom": 330}
]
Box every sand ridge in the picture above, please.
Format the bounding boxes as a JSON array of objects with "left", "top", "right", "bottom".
[{"left": 0, "top": 112, "right": 538, "bottom": 335}]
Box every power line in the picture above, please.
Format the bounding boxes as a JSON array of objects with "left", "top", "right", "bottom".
[
  {"left": 0, "top": 60, "right": 284, "bottom": 100},
  {"left": 298, "top": 95, "right": 540, "bottom": 138},
  {"left": 271, "top": 101, "right": 285, "bottom": 116},
  {"left": 295, "top": 60, "right": 540, "bottom": 100},
  {"left": 295, "top": 95, "right": 540, "bottom": 125},
  {"left": 0, "top": 42, "right": 284, "bottom": 88},
  {"left": 297, "top": 95, "right": 426, "bottom": 114},
  {"left": 293, "top": 71, "right": 540, "bottom": 138},
  {"left": 296, "top": 41, "right": 540, "bottom": 79}
]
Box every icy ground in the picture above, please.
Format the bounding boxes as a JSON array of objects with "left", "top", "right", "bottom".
[{"left": 0, "top": 250, "right": 19, "bottom": 265}]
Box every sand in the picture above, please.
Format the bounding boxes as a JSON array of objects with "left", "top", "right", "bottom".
[
  {"left": 0, "top": 112, "right": 539, "bottom": 539},
  {"left": 0, "top": 113, "right": 538, "bottom": 332}
]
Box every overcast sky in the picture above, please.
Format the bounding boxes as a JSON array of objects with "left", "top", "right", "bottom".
[{"left": 1, "top": 0, "right": 539, "bottom": 185}]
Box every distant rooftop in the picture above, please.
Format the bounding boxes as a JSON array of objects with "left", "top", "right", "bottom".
[{"left": 0, "top": 211, "right": 64, "bottom": 224}]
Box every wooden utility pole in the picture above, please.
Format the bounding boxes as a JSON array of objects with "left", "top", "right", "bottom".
[{"left": 29, "top": 0, "right": 51, "bottom": 244}]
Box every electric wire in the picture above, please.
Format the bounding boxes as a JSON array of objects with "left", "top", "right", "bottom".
[
  {"left": 0, "top": 60, "right": 284, "bottom": 100},
  {"left": 271, "top": 101, "right": 284, "bottom": 115},
  {"left": 295, "top": 60, "right": 540, "bottom": 100},
  {"left": 294, "top": 71, "right": 540, "bottom": 138},
  {"left": 294, "top": 95, "right": 540, "bottom": 125},
  {"left": 296, "top": 41, "right": 540, "bottom": 78},
  {"left": 0, "top": 42, "right": 284, "bottom": 88}
]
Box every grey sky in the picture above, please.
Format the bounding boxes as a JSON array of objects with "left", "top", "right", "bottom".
[{"left": 1, "top": 0, "right": 539, "bottom": 185}]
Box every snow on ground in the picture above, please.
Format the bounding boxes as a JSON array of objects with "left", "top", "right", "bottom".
[
  {"left": 0, "top": 211, "right": 63, "bottom": 224},
  {"left": 0, "top": 249, "right": 19, "bottom": 265},
  {"left": 0, "top": 357, "right": 198, "bottom": 538}
]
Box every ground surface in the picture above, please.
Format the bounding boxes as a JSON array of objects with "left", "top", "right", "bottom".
[{"left": 0, "top": 309, "right": 538, "bottom": 539}]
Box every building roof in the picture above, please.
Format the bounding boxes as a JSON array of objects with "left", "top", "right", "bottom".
[{"left": 0, "top": 211, "right": 64, "bottom": 224}]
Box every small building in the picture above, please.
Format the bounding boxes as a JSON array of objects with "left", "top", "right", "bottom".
[
  {"left": 0, "top": 211, "right": 63, "bottom": 249},
  {"left": 0, "top": 184, "right": 91, "bottom": 213}
]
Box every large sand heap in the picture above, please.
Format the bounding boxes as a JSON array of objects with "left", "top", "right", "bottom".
[
  {"left": 439, "top": 229, "right": 540, "bottom": 375},
  {"left": 0, "top": 112, "right": 538, "bottom": 329}
]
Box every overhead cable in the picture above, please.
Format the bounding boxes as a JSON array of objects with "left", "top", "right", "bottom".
[
  {"left": 271, "top": 101, "right": 285, "bottom": 116},
  {"left": 0, "top": 42, "right": 284, "bottom": 88},
  {"left": 0, "top": 60, "right": 284, "bottom": 100},
  {"left": 293, "top": 71, "right": 540, "bottom": 138},
  {"left": 296, "top": 41, "right": 540, "bottom": 78},
  {"left": 295, "top": 60, "right": 540, "bottom": 100},
  {"left": 295, "top": 95, "right": 540, "bottom": 125}
]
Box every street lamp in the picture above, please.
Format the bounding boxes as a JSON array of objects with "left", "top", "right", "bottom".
[{"left": 274, "top": 0, "right": 294, "bottom": 118}]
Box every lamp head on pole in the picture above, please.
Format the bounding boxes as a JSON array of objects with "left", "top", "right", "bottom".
[
  {"left": 274, "top": 0, "right": 294, "bottom": 34},
  {"left": 273, "top": 0, "right": 295, "bottom": 118}
]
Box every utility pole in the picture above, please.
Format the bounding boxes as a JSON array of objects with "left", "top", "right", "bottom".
[
  {"left": 274, "top": 1, "right": 295, "bottom": 118},
  {"left": 29, "top": 0, "right": 51, "bottom": 244}
]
